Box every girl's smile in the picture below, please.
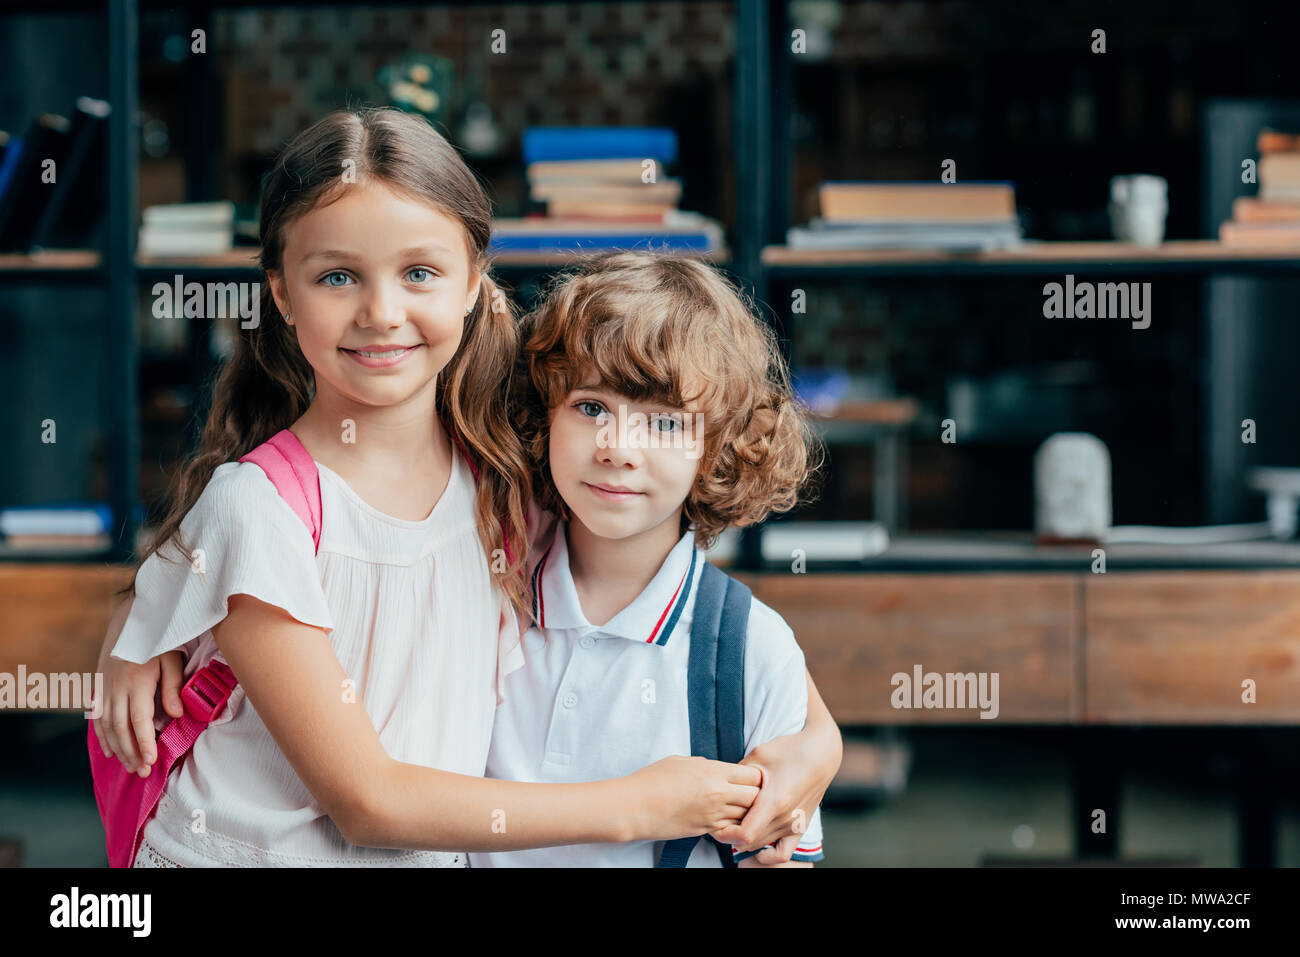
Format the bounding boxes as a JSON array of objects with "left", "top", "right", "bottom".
[{"left": 340, "top": 343, "right": 424, "bottom": 368}]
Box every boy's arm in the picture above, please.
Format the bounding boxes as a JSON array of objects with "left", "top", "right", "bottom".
[{"left": 713, "top": 666, "right": 841, "bottom": 855}]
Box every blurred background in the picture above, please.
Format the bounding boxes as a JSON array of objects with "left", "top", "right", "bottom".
[{"left": 3, "top": 0, "right": 1300, "bottom": 867}]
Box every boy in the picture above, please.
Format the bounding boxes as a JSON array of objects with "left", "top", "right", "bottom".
[{"left": 470, "top": 251, "right": 826, "bottom": 867}]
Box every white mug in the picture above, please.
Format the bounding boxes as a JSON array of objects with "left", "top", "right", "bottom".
[{"left": 1109, "top": 174, "right": 1168, "bottom": 247}]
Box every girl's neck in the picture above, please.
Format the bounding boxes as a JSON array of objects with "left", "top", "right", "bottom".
[{"left": 291, "top": 377, "right": 448, "bottom": 478}]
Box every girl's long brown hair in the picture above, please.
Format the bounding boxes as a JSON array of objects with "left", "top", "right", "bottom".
[{"left": 124, "top": 107, "right": 532, "bottom": 618}]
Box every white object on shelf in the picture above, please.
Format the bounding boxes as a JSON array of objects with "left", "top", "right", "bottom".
[
  {"left": 1246, "top": 467, "right": 1300, "bottom": 539},
  {"left": 1104, "top": 523, "right": 1273, "bottom": 545},
  {"left": 1108, "top": 174, "right": 1167, "bottom": 247},
  {"left": 1034, "top": 432, "right": 1111, "bottom": 541},
  {"left": 760, "top": 521, "right": 890, "bottom": 563}
]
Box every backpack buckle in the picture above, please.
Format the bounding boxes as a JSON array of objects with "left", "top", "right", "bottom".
[{"left": 181, "top": 660, "right": 238, "bottom": 723}]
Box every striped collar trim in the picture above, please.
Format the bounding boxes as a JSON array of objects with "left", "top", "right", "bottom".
[
  {"left": 529, "top": 524, "right": 700, "bottom": 646},
  {"left": 646, "top": 547, "right": 696, "bottom": 645}
]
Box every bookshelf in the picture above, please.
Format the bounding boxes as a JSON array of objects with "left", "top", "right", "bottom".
[
  {"left": 1, "top": 0, "right": 762, "bottom": 565},
  {"left": 5, "top": 0, "right": 1299, "bottom": 565}
]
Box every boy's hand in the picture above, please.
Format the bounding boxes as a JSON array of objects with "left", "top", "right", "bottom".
[
  {"left": 707, "top": 734, "right": 829, "bottom": 858},
  {"left": 91, "top": 596, "right": 186, "bottom": 776}
]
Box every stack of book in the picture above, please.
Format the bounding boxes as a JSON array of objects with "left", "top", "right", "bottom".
[
  {"left": 490, "top": 127, "right": 724, "bottom": 256},
  {"left": 0, "top": 503, "right": 113, "bottom": 550},
  {"left": 0, "top": 98, "right": 110, "bottom": 253},
  {"left": 788, "top": 181, "right": 1021, "bottom": 251},
  {"left": 139, "top": 200, "right": 235, "bottom": 257},
  {"left": 1220, "top": 129, "right": 1300, "bottom": 246}
]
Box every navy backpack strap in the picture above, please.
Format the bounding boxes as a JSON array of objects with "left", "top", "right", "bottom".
[{"left": 657, "top": 562, "right": 752, "bottom": 868}]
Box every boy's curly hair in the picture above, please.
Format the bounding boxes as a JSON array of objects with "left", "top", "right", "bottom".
[{"left": 516, "top": 250, "right": 824, "bottom": 549}]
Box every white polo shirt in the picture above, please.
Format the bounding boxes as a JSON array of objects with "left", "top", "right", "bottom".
[{"left": 469, "top": 521, "right": 825, "bottom": 867}]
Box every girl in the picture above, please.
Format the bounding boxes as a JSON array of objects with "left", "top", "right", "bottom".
[{"left": 94, "top": 107, "right": 838, "bottom": 867}]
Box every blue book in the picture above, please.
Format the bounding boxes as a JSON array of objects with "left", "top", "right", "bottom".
[
  {"left": 522, "top": 127, "right": 678, "bottom": 165},
  {"left": 0, "top": 502, "right": 146, "bottom": 536},
  {"left": 491, "top": 233, "right": 713, "bottom": 254},
  {"left": 0, "top": 136, "right": 26, "bottom": 216}
]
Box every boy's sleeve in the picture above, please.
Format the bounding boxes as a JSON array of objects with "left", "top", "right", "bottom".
[{"left": 729, "top": 602, "right": 827, "bottom": 864}]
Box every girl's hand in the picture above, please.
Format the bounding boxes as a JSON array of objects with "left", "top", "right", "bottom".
[
  {"left": 624, "top": 755, "right": 762, "bottom": 843},
  {"left": 709, "top": 668, "right": 843, "bottom": 859},
  {"left": 91, "top": 597, "right": 187, "bottom": 776}
]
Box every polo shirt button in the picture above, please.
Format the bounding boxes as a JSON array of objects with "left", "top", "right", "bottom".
[
  {"left": 562, "top": 692, "right": 578, "bottom": 709},
  {"left": 579, "top": 636, "right": 595, "bottom": 649}
]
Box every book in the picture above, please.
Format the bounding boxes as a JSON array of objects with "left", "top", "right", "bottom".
[
  {"left": 819, "top": 181, "right": 1017, "bottom": 222},
  {"left": 1219, "top": 220, "right": 1300, "bottom": 246},
  {"left": 522, "top": 127, "right": 678, "bottom": 165},
  {"left": 788, "top": 219, "right": 1021, "bottom": 251},
  {"left": 490, "top": 231, "right": 717, "bottom": 254},
  {"left": 1258, "top": 129, "right": 1300, "bottom": 153},
  {"left": 544, "top": 202, "right": 675, "bottom": 221},
  {"left": 138, "top": 225, "right": 234, "bottom": 256},
  {"left": 527, "top": 158, "right": 657, "bottom": 183},
  {"left": 491, "top": 211, "right": 723, "bottom": 254},
  {"left": 0, "top": 503, "right": 112, "bottom": 537},
  {"left": 28, "top": 97, "right": 110, "bottom": 251},
  {"left": 139, "top": 201, "right": 235, "bottom": 256},
  {"left": 143, "top": 200, "right": 236, "bottom": 227},
  {"left": 530, "top": 180, "right": 682, "bottom": 206},
  {"left": 760, "top": 521, "right": 891, "bottom": 563},
  {"left": 493, "top": 213, "right": 711, "bottom": 233},
  {"left": 0, "top": 133, "right": 25, "bottom": 222},
  {"left": 1231, "top": 197, "right": 1300, "bottom": 222},
  {"left": 0, "top": 113, "right": 74, "bottom": 252},
  {"left": 1258, "top": 152, "right": 1300, "bottom": 197}
]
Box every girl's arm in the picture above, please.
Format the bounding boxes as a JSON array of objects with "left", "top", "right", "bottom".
[
  {"left": 711, "top": 667, "right": 842, "bottom": 856},
  {"left": 92, "top": 595, "right": 187, "bottom": 775},
  {"left": 213, "top": 593, "right": 761, "bottom": 852}
]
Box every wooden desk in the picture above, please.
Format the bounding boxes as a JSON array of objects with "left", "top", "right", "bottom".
[
  {"left": 728, "top": 569, "right": 1300, "bottom": 725},
  {"left": 4, "top": 556, "right": 1297, "bottom": 865}
]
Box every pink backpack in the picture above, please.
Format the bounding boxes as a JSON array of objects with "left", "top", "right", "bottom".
[
  {"left": 87, "top": 429, "right": 322, "bottom": 867},
  {"left": 87, "top": 425, "right": 498, "bottom": 867}
]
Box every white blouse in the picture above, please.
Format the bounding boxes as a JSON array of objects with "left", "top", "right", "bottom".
[{"left": 111, "top": 444, "right": 523, "bottom": 867}]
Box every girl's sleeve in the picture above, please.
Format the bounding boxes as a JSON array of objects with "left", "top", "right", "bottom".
[
  {"left": 494, "top": 593, "right": 525, "bottom": 707},
  {"left": 111, "top": 462, "right": 335, "bottom": 664}
]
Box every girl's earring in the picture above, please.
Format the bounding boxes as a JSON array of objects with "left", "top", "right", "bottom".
[{"left": 284, "top": 312, "right": 292, "bottom": 325}]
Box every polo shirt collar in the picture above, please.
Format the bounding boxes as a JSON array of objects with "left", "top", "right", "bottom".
[{"left": 530, "top": 522, "right": 700, "bottom": 646}]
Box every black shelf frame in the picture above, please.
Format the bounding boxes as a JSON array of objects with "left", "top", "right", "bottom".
[
  {"left": 5, "top": 0, "right": 1299, "bottom": 566},
  {"left": 0, "top": 0, "right": 778, "bottom": 564}
]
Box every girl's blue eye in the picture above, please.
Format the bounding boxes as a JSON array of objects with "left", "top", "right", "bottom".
[
  {"left": 408, "top": 267, "right": 434, "bottom": 283},
  {"left": 321, "top": 271, "right": 352, "bottom": 287},
  {"left": 652, "top": 414, "right": 681, "bottom": 432},
  {"left": 576, "top": 400, "right": 606, "bottom": 418}
]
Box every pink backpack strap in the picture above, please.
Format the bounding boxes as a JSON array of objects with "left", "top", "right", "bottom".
[
  {"left": 88, "top": 429, "right": 323, "bottom": 866},
  {"left": 238, "top": 429, "right": 322, "bottom": 553}
]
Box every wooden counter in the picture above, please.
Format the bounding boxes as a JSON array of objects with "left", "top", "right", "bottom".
[{"left": 4, "top": 556, "right": 1300, "bottom": 726}]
